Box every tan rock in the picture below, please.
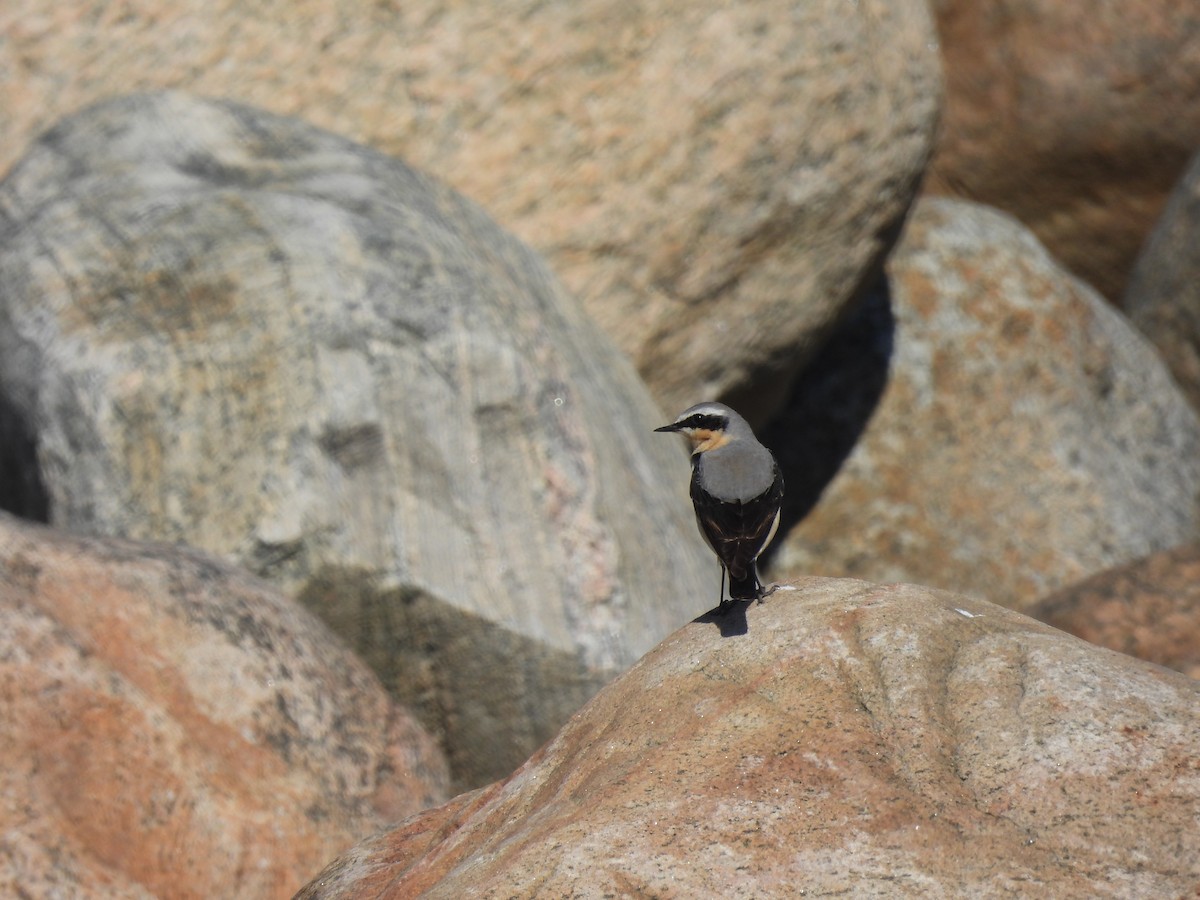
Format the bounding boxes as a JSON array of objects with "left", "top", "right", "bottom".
[
  {"left": 771, "top": 198, "right": 1200, "bottom": 610},
  {"left": 927, "top": 0, "right": 1200, "bottom": 301},
  {"left": 0, "top": 0, "right": 941, "bottom": 416},
  {"left": 0, "top": 512, "right": 447, "bottom": 899},
  {"left": 297, "top": 578, "right": 1200, "bottom": 898},
  {"left": 1029, "top": 542, "right": 1200, "bottom": 680},
  {"left": 1125, "top": 148, "right": 1200, "bottom": 415},
  {"left": 0, "top": 92, "right": 719, "bottom": 790}
]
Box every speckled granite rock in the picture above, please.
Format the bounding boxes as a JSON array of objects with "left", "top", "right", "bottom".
[
  {"left": 0, "top": 512, "right": 447, "bottom": 899},
  {"left": 0, "top": 0, "right": 941, "bottom": 417},
  {"left": 773, "top": 198, "right": 1200, "bottom": 610},
  {"left": 927, "top": 0, "right": 1200, "bottom": 301},
  {"left": 297, "top": 578, "right": 1200, "bottom": 898},
  {"left": 1029, "top": 541, "right": 1200, "bottom": 680}
]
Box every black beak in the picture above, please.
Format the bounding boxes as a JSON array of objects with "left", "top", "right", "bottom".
[{"left": 654, "top": 423, "right": 681, "bottom": 433}]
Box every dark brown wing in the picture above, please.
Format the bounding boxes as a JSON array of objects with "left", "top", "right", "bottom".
[{"left": 690, "top": 461, "right": 784, "bottom": 581}]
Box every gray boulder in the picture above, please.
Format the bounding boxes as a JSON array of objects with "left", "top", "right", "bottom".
[
  {"left": 0, "top": 91, "right": 714, "bottom": 790},
  {"left": 1125, "top": 147, "right": 1200, "bottom": 415}
]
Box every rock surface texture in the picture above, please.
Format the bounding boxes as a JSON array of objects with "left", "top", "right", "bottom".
[
  {"left": 297, "top": 578, "right": 1200, "bottom": 898},
  {"left": 0, "top": 92, "right": 715, "bottom": 790},
  {"left": 1124, "top": 147, "right": 1200, "bottom": 415},
  {"left": 1029, "top": 541, "right": 1200, "bottom": 680},
  {"left": 0, "top": 512, "right": 447, "bottom": 900},
  {"left": 928, "top": 0, "right": 1200, "bottom": 301},
  {"left": 0, "top": 0, "right": 942, "bottom": 418},
  {"left": 774, "top": 198, "right": 1200, "bottom": 610}
]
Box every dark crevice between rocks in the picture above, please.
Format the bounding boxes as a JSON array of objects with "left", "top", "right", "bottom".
[
  {"left": 758, "top": 274, "right": 895, "bottom": 568},
  {"left": 0, "top": 393, "right": 49, "bottom": 523}
]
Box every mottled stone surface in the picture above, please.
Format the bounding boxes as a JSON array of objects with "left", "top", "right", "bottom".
[
  {"left": 1030, "top": 542, "right": 1200, "bottom": 680},
  {"left": 0, "top": 512, "right": 447, "bottom": 899},
  {"left": 1125, "top": 148, "right": 1200, "bottom": 415},
  {"left": 297, "top": 578, "right": 1200, "bottom": 898},
  {"left": 0, "top": 92, "right": 715, "bottom": 790},
  {"left": 927, "top": 0, "right": 1200, "bottom": 301},
  {"left": 0, "top": 0, "right": 941, "bottom": 417},
  {"left": 772, "top": 198, "right": 1200, "bottom": 610}
]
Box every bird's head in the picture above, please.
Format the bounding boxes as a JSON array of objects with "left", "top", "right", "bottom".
[{"left": 654, "top": 401, "right": 738, "bottom": 454}]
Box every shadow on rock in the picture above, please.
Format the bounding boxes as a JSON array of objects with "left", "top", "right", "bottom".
[
  {"left": 300, "top": 567, "right": 608, "bottom": 795},
  {"left": 0, "top": 393, "right": 49, "bottom": 523},
  {"left": 760, "top": 277, "right": 894, "bottom": 566},
  {"left": 693, "top": 599, "right": 751, "bottom": 637}
]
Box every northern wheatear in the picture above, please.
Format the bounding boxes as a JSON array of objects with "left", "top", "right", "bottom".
[{"left": 655, "top": 401, "right": 784, "bottom": 610}]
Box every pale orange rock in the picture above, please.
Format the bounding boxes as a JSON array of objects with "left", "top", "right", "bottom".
[
  {"left": 0, "top": 0, "right": 940, "bottom": 416},
  {"left": 297, "top": 578, "right": 1200, "bottom": 898},
  {"left": 1030, "top": 542, "right": 1200, "bottom": 680},
  {"left": 772, "top": 198, "right": 1200, "bottom": 610},
  {"left": 0, "top": 513, "right": 448, "bottom": 899},
  {"left": 927, "top": 0, "right": 1200, "bottom": 300}
]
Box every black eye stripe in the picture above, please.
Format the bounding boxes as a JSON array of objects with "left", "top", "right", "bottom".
[{"left": 681, "top": 414, "right": 726, "bottom": 431}]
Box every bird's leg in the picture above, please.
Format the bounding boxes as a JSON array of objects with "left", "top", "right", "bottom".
[{"left": 719, "top": 564, "right": 728, "bottom": 609}]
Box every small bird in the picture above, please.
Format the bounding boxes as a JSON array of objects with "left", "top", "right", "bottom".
[{"left": 655, "top": 401, "right": 784, "bottom": 610}]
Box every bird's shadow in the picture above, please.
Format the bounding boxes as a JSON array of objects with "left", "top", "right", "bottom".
[{"left": 693, "top": 599, "right": 751, "bottom": 637}]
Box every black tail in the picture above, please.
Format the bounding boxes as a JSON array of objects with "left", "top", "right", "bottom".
[{"left": 727, "top": 566, "right": 763, "bottom": 601}]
